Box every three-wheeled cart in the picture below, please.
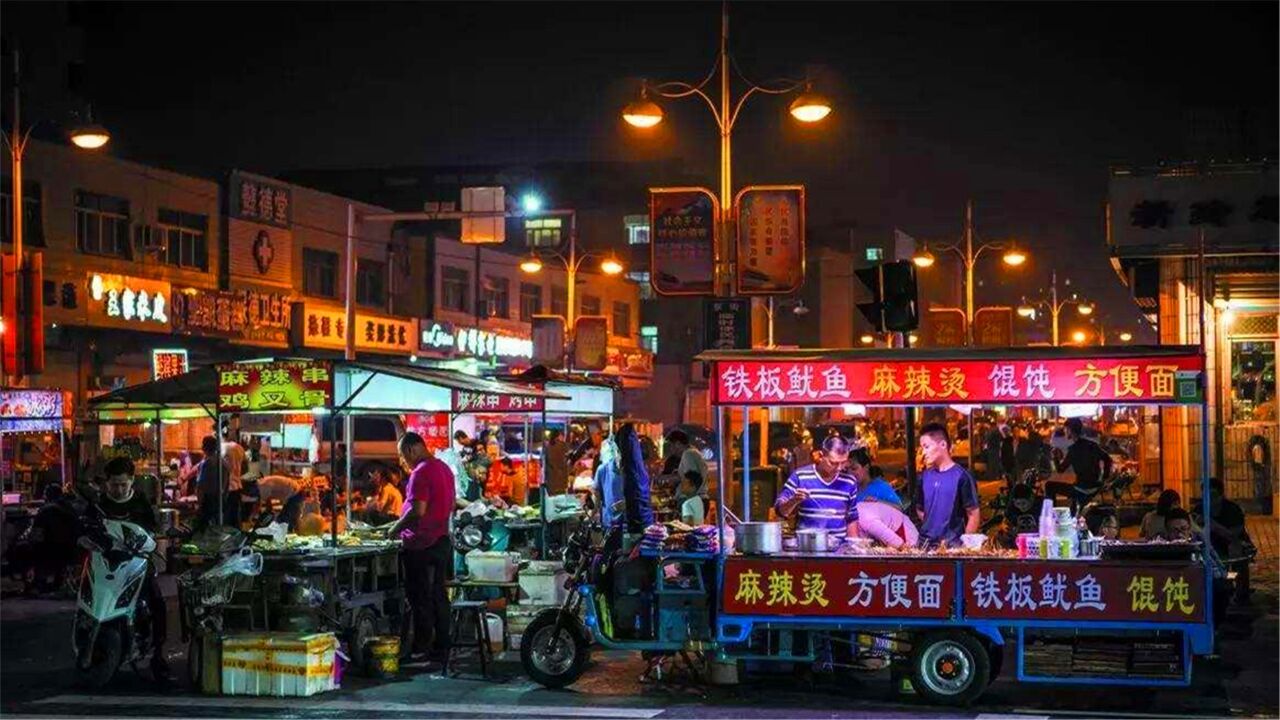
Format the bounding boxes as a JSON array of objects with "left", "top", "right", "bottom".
[{"left": 526, "top": 345, "right": 1216, "bottom": 706}]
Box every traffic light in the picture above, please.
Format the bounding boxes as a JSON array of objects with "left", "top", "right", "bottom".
[
  {"left": 855, "top": 265, "right": 884, "bottom": 332},
  {"left": 855, "top": 260, "right": 919, "bottom": 334},
  {"left": 881, "top": 260, "right": 919, "bottom": 332}
]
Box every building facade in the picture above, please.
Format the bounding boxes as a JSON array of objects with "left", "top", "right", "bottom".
[
  {"left": 1108, "top": 160, "right": 1279, "bottom": 512},
  {"left": 2, "top": 142, "right": 646, "bottom": 421}
]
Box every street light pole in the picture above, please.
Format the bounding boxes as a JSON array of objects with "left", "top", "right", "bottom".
[
  {"left": 963, "top": 201, "right": 975, "bottom": 346},
  {"left": 1050, "top": 268, "right": 1060, "bottom": 347},
  {"left": 565, "top": 212, "right": 578, "bottom": 326}
]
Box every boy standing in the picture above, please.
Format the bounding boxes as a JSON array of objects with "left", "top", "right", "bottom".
[{"left": 914, "top": 423, "right": 981, "bottom": 547}]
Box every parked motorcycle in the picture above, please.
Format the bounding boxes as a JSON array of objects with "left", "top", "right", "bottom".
[{"left": 71, "top": 505, "right": 162, "bottom": 689}]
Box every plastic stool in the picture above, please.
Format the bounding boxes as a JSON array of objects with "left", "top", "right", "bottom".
[{"left": 446, "top": 599, "right": 492, "bottom": 678}]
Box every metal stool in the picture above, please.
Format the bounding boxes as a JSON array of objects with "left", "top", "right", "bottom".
[{"left": 446, "top": 599, "right": 492, "bottom": 678}]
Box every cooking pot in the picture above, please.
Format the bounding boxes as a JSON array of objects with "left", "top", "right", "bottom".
[
  {"left": 735, "top": 521, "right": 782, "bottom": 555},
  {"left": 795, "top": 528, "right": 832, "bottom": 554}
]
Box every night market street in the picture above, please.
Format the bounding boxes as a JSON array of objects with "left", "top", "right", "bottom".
[{"left": 3, "top": 2, "right": 1279, "bottom": 719}]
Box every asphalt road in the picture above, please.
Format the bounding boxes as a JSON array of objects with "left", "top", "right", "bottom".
[{"left": 3, "top": 588, "right": 1276, "bottom": 720}]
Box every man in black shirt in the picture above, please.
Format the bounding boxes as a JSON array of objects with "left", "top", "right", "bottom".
[
  {"left": 96, "top": 457, "right": 170, "bottom": 681},
  {"left": 1044, "top": 418, "right": 1113, "bottom": 513},
  {"left": 1194, "top": 477, "right": 1252, "bottom": 602}
]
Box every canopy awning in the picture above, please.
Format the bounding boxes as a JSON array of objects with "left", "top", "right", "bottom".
[{"left": 88, "top": 359, "right": 567, "bottom": 417}]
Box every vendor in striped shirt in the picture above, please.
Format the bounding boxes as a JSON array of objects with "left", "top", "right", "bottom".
[{"left": 774, "top": 435, "right": 859, "bottom": 542}]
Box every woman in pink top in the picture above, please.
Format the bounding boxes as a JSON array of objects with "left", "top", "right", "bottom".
[{"left": 845, "top": 449, "right": 919, "bottom": 548}]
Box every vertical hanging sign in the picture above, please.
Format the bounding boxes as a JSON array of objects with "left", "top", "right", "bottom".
[
  {"left": 734, "top": 185, "right": 805, "bottom": 295},
  {"left": 649, "top": 187, "right": 718, "bottom": 296}
]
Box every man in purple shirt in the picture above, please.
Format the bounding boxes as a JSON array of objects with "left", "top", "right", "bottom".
[
  {"left": 913, "top": 423, "right": 981, "bottom": 547},
  {"left": 386, "top": 432, "right": 456, "bottom": 665}
]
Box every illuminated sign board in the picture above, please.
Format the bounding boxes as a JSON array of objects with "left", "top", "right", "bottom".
[
  {"left": 86, "top": 273, "right": 172, "bottom": 332},
  {"left": 152, "top": 349, "right": 189, "bottom": 380},
  {"left": 419, "top": 320, "right": 532, "bottom": 360},
  {"left": 216, "top": 360, "right": 334, "bottom": 413}
]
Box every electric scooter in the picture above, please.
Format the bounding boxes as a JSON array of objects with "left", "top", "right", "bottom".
[{"left": 71, "top": 505, "right": 161, "bottom": 689}]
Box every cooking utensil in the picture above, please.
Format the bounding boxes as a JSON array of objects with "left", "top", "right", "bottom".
[
  {"left": 795, "top": 528, "right": 831, "bottom": 554},
  {"left": 736, "top": 521, "right": 782, "bottom": 555}
]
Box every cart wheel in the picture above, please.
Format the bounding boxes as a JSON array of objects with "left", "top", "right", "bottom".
[
  {"left": 909, "top": 630, "right": 990, "bottom": 706},
  {"left": 349, "top": 608, "right": 378, "bottom": 674}
]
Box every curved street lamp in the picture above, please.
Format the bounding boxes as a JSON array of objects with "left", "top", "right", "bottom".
[
  {"left": 910, "top": 202, "right": 1029, "bottom": 345},
  {"left": 622, "top": 3, "right": 832, "bottom": 296},
  {"left": 1017, "top": 270, "right": 1092, "bottom": 346},
  {"left": 519, "top": 210, "right": 626, "bottom": 325}
]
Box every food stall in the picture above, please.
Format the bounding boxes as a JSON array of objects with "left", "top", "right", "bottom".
[
  {"left": 91, "top": 358, "right": 565, "bottom": 678},
  {"left": 699, "top": 345, "right": 1211, "bottom": 703},
  {"left": 1, "top": 389, "right": 70, "bottom": 500},
  {"left": 525, "top": 345, "right": 1214, "bottom": 705}
]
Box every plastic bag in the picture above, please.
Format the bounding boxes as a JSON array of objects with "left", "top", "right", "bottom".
[{"left": 205, "top": 548, "right": 264, "bottom": 579}]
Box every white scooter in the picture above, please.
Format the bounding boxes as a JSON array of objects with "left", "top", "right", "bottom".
[{"left": 72, "top": 505, "right": 163, "bottom": 688}]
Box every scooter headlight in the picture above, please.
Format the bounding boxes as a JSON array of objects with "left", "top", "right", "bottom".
[{"left": 117, "top": 577, "right": 144, "bottom": 609}]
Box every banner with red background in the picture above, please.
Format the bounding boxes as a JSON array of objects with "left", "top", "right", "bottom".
[
  {"left": 711, "top": 352, "right": 1203, "bottom": 406},
  {"left": 962, "top": 561, "right": 1204, "bottom": 623},
  {"left": 216, "top": 360, "right": 334, "bottom": 412},
  {"left": 722, "top": 557, "right": 956, "bottom": 618}
]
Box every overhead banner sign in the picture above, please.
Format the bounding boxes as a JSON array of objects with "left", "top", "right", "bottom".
[
  {"left": 710, "top": 352, "right": 1205, "bottom": 406},
  {"left": 418, "top": 319, "right": 532, "bottom": 360},
  {"left": 452, "top": 389, "right": 545, "bottom": 414},
  {"left": 722, "top": 557, "right": 956, "bottom": 618},
  {"left": 86, "top": 273, "right": 172, "bottom": 332},
  {"left": 532, "top": 315, "right": 566, "bottom": 369},
  {"left": 962, "top": 561, "right": 1204, "bottom": 623},
  {"left": 152, "top": 349, "right": 189, "bottom": 380},
  {"left": 734, "top": 185, "right": 805, "bottom": 295},
  {"left": 294, "top": 305, "right": 416, "bottom": 356},
  {"left": 573, "top": 316, "right": 609, "bottom": 371},
  {"left": 973, "top": 307, "right": 1014, "bottom": 347},
  {"left": 216, "top": 360, "right": 334, "bottom": 413},
  {"left": 649, "top": 187, "right": 717, "bottom": 296},
  {"left": 704, "top": 298, "right": 751, "bottom": 351},
  {"left": 172, "top": 287, "right": 292, "bottom": 347}
]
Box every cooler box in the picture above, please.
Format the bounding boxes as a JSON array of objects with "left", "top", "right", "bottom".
[
  {"left": 220, "top": 632, "right": 337, "bottom": 697},
  {"left": 465, "top": 550, "right": 518, "bottom": 582},
  {"left": 518, "top": 561, "right": 568, "bottom": 605}
]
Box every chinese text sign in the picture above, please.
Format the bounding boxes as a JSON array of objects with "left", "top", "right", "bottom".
[
  {"left": 735, "top": 186, "right": 805, "bottom": 295},
  {"left": 216, "top": 360, "right": 334, "bottom": 412},
  {"left": 650, "top": 188, "right": 717, "bottom": 296},
  {"left": 963, "top": 561, "right": 1204, "bottom": 622},
  {"left": 722, "top": 558, "right": 955, "bottom": 618}
]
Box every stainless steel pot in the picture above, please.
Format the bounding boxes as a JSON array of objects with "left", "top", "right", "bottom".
[
  {"left": 735, "top": 521, "right": 782, "bottom": 555},
  {"left": 795, "top": 528, "right": 831, "bottom": 554}
]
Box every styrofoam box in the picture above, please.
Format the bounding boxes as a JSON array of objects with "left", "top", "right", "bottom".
[
  {"left": 518, "top": 562, "right": 568, "bottom": 606},
  {"left": 466, "top": 551, "right": 518, "bottom": 582},
  {"left": 221, "top": 632, "right": 337, "bottom": 697}
]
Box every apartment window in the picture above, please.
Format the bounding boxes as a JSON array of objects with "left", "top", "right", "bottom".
[
  {"left": 626, "top": 271, "right": 654, "bottom": 300},
  {"left": 1230, "top": 340, "right": 1277, "bottom": 422},
  {"left": 580, "top": 294, "right": 601, "bottom": 317},
  {"left": 356, "top": 260, "right": 386, "bottom": 307},
  {"left": 75, "top": 190, "right": 131, "bottom": 258},
  {"left": 442, "top": 265, "right": 471, "bottom": 313},
  {"left": 0, "top": 179, "right": 45, "bottom": 247},
  {"left": 157, "top": 208, "right": 208, "bottom": 270},
  {"left": 483, "top": 275, "right": 510, "bottom": 319},
  {"left": 626, "top": 218, "right": 650, "bottom": 245},
  {"left": 550, "top": 286, "right": 568, "bottom": 318},
  {"left": 612, "top": 301, "right": 631, "bottom": 337},
  {"left": 303, "top": 248, "right": 339, "bottom": 298},
  {"left": 524, "top": 218, "right": 562, "bottom": 248},
  {"left": 640, "top": 325, "right": 658, "bottom": 354},
  {"left": 865, "top": 247, "right": 883, "bottom": 262},
  {"left": 519, "top": 282, "right": 543, "bottom": 321}
]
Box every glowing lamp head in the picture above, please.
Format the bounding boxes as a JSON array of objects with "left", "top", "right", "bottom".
[
  {"left": 622, "top": 99, "right": 664, "bottom": 128},
  {"left": 70, "top": 123, "right": 111, "bottom": 149},
  {"left": 1118, "top": 332, "right": 1133, "bottom": 343},
  {"left": 519, "top": 256, "right": 544, "bottom": 274},
  {"left": 1071, "top": 330, "right": 1087, "bottom": 344},
  {"left": 1017, "top": 305, "right": 1036, "bottom": 318},
  {"left": 1077, "top": 302, "right": 1094, "bottom": 316},
  {"left": 911, "top": 247, "right": 937, "bottom": 268},
  {"left": 1001, "top": 244, "right": 1028, "bottom": 266},
  {"left": 789, "top": 92, "right": 832, "bottom": 123},
  {"left": 520, "top": 194, "right": 544, "bottom": 214},
  {"left": 860, "top": 334, "right": 875, "bottom": 345},
  {"left": 908, "top": 334, "right": 919, "bottom": 345},
  {"left": 600, "top": 256, "right": 624, "bottom": 275}
]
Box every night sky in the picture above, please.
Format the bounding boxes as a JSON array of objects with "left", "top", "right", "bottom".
[{"left": 5, "top": 1, "right": 1278, "bottom": 338}]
